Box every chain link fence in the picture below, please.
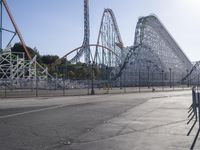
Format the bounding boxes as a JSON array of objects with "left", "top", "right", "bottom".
[{"left": 0, "top": 70, "right": 191, "bottom": 98}]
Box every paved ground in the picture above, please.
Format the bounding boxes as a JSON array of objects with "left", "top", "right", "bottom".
[{"left": 0, "top": 90, "right": 198, "bottom": 150}]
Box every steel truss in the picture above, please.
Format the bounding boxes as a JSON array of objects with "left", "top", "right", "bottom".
[
  {"left": 122, "top": 15, "right": 192, "bottom": 85},
  {"left": 70, "top": 0, "right": 91, "bottom": 64},
  {"left": 65, "top": 3, "right": 193, "bottom": 86},
  {"left": 0, "top": 0, "right": 52, "bottom": 89},
  {"left": 96, "top": 8, "right": 123, "bottom": 68},
  {"left": 0, "top": 48, "right": 50, "bottom": 88}
]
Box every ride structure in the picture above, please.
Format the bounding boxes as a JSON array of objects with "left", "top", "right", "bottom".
[
  {"left": 0, "top": 0, "right": 51, "bottom": 89},
  {"left": 123, "top": 15, "right": 193, "bottom": 86},
  {"left": 70, "top": 0, "right": 91, "bottom": 64},
  {"left": 0, "top": 0, "right": 199, "bottom": 91},
  {"left": 65, "top": 0, "right": 193, "bottom": 87}
]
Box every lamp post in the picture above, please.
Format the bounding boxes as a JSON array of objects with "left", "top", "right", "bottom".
[
  {"left": 186, "top": 69, "right": 189, "bottom": 87},
  {"left": 147, "top": 66, "right": 150, "bottom": 88},
  {"left": 106, "top": 66, "right": 109, "bottom": 93},
  {"left": 162, "top": 70, "right": 164, "bottom": 91},
  {"left": 124, "top": 67, "right": 126, "bottom": 93},
  {"left": 65, "top": 57, "right": 68, "bottom": 80},
  {"left": 87, "top": 62, "right": 90, "bottom": 95},
  {"left": 120, "top": 64, "right": 122, "bottom": 89},
  {"left": 139, "top": 70, "right": 141, "bottom": 93},
  {"left": 169, "top": 68, "right": 172, "bottom": 88},
  {"left": 91, "top": 61, "right": 95, "bottom": 95}
]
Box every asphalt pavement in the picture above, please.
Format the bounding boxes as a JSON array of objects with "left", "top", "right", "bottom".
[{"left": 0, "top": 90, "right": 197, "bottom": 150}]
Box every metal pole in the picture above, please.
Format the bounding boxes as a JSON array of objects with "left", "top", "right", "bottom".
[
  {"left": 91, "top": 61, "right": 95, "bottom": 95},
  {"left": 124, "top": 68, "right": 126, "bottom": 93},
  {"left": 66, "top": 58, "right": 68, "bottom": 80},
  {"left": 55, "top": 73, "right": 57, "bottom": 90},
  {"left": 63, "top": 77, "right": 65, "bottom": 96},
  {"left": 173, "top": 71, "right": 174, "bottom": 91},
  {"left": 106, "top": 66, "right": 109, "bottom": 94},
  {"left": 147, "top": 66, "right": 150, "bottom": 88},
  {"left": 139, "top": 70, "right": 141, "bottom": 93},
  {"left": 87, "top": 62, "right": 90, "bottom": 95},
  {"left": 186, "top": 69, "right": 189, "bottom": 87},
  {"left": 198, "top": 74, "right": 200, "bottom": 88},
  {"left": 120, "top": 75, "right": 122, "bottom": 89},
  {"left": 36, "top": 77, "right": 38, "bottom": 97},
  {"left": 169, "top": 68, "right": 172, "bottom": 88},
  {"left": 152, "top": 71, "right": 154, "bottom": 92},
  {"left": 162, "top": 70, "right": 164, "bottom": 91},
  {"left": 4, "top": 80, "right": 7, "bottom": 97},
  {"left": 198, "top": 93, "right": 200, "bottom": 129}
]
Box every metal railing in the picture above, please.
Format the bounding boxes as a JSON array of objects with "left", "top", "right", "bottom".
[{"left": 187, "top": 87, "right": 200, "bottom": 150}]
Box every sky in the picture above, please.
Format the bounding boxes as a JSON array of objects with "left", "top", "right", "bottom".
[{"left": 2, "top": 0, "right": 200, "bottom": 61}]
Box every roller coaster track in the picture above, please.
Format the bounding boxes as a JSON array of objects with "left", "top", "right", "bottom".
[
  {"left": 65, "top": 3, "right": 193, "bottom": 83},
  {"left": 97, "top": 8, "right": 123, "bottom": 48},
  {"left": 110, "top": 14, "right": 193, "bottom": 81},
  {"left": 181, "top": 61, "right": 200, "bottom": 82},
  {"left": 134, "top": 15, "right": 192, "bottom": 71},
  {"left": 110, "top": 44, "right": 141, "bottom": 80},
  {"left": 95, "top": 8, "right": 123, "bottom": 67}
]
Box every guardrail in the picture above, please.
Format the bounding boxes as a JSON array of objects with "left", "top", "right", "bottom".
[{"left": 188, "top": 87, "right": 200, "bottom": 150}]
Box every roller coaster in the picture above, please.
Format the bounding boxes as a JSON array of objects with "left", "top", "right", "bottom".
[{"left": 0, "top": 0, "right": 199, "bottom": 90}]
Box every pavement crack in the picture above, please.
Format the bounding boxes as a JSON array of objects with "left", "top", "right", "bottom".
[{"left": 73, "top": 119, "right": 187, "bottom": 145}]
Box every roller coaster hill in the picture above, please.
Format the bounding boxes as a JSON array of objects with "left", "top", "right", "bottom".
[
  {"left": 62, "top": 8, "right": 197, "bottom": 88},
  {"left": 0, "top": 0, "right": 199, "bottom": 92}
]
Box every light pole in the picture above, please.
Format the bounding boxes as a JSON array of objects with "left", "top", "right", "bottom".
[
  {"left": 106, "top": 66, "right": 110, "bottom": 93},
  {"left": 152, "top": 71, "right": 154, "bottom": 91},
  {"left": 173, "top": 71, "right": 174, "bottom": 91},
  {"left": 186, "top": 69, "right": 189, "bottom": 87},
  {"left": 91, "top": 61, "right": 95, "bottom": 95},
  {"left": 162, "top": 70, "right": 164, "bottom": 91},
  {"left": 169, "top": 68, "right": 172, "bottom": 88},
  {"left": 124, "top": 67, "right": 126, "bottom": 93},
  {"left": 139, "top": 70, "right": 141, "bottom": 93},
  {"left": 147, "top": 66, "right": 150, "bottom": 88},
  {"left": 87, "top": 62, "right": 90, "bottom": 95},
  {"left": 65, "top": 57, "right": 68, "bottom": 80},
  {"left": 120, "top": 64, "right": 122, "bottom": 89}
]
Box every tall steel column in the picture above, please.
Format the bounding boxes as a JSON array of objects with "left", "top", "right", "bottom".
[{"left": 82, "top": 0, "right": 90, "bottom": 64}]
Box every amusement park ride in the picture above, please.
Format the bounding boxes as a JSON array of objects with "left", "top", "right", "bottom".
[
  {"left": 0, "top": 0, "right": 199, "bottom": 93},
  {"left": 0, "top": 0, "right": 50, "bottom": 88}
]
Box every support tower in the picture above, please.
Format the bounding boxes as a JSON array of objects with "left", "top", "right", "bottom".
[{"left": 83, "top": 0, "right": 90, "bottom": 64}]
